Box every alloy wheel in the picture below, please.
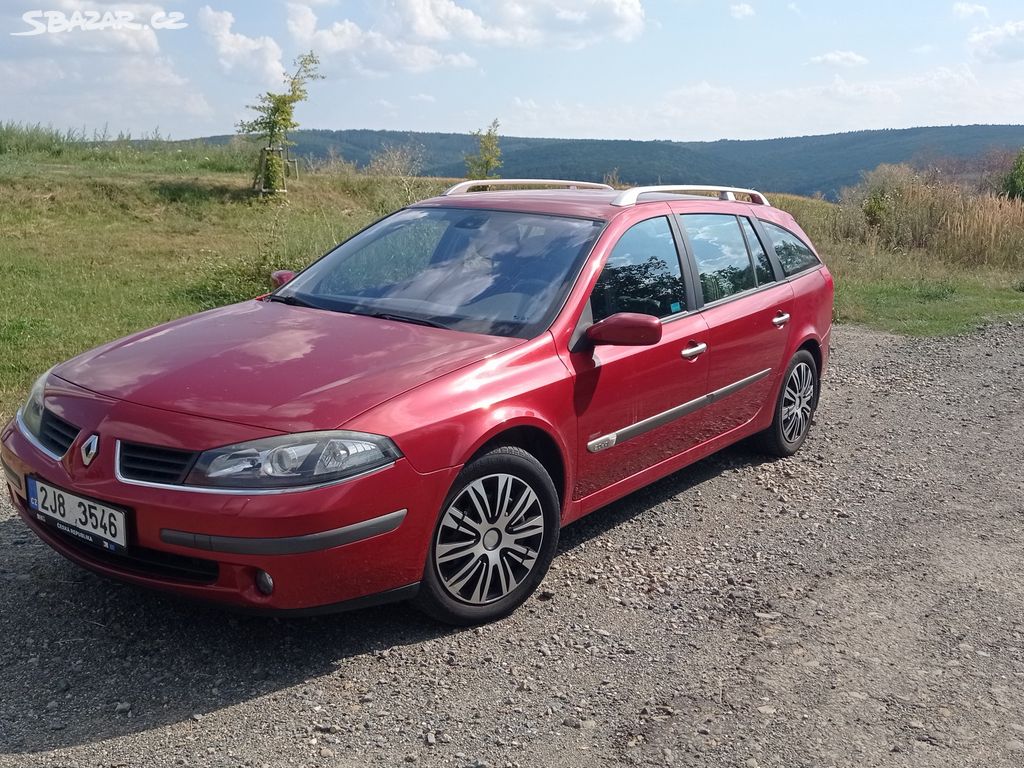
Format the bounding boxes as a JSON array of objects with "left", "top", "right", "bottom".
[
  {"left": 781, "top": 361, "right": 815, "bottom": 443},
  {"left": 434, "top": 473, "right": 546, "bottom": 606}
]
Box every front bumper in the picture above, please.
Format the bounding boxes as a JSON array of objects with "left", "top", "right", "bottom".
[{"left": 1, "top": 392, "right": 458, "bottom": 613}]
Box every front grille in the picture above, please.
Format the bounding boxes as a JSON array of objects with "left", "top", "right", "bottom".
[
  {"left": 48, "top": 524, "right": 220, "bottom": 584},
  {"left": 39, "top": 409, "right": 80, "bottom": 457},
  {"left": 119, "top": 442, "right": 197, "bottom": 485}
]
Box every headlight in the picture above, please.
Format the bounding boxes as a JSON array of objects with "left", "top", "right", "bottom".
[
  {"left": 184, "top": 431, "right": 401, "bottom": 490},
  {"left": 18, "top": 369, "right": 51, "bottom": 440}
]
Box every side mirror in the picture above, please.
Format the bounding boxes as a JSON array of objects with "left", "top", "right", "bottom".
[
  {"left": 584, "top": 312, "right": 663, "bottom": 347},
  {"left": 270, "top": 269, "right": 296, "bottom": 288}
]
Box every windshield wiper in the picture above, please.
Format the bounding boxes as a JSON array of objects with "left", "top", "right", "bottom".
[
  {"left": 265, "top": 293, "right": 321, "bottom": 309},
  {"left": 355, "top": 310, "right": 450, "bottom": 330}
]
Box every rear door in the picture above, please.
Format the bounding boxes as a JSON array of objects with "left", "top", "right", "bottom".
[
  {"left": 676, "top": 211, "right": 794, "bottom": 442},
  {"left": 569, "top": 215, "right": 710, "bottom": 500}
]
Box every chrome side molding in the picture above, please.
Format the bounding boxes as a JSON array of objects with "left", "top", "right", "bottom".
[{"left": 587, "top": 368, "right": 772, "bottom": 453}]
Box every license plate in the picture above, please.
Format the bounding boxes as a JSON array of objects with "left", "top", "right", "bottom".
[{"left": 27, "top": 478, "right": 127, "bottom": 552}]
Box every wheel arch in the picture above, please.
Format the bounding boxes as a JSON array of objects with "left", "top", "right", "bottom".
[
  {"left": 465, "top": 420, "right": 569, "bottom": 513},
  {"left": 797, "top": 336, "right": 822, "bottom": 375}
]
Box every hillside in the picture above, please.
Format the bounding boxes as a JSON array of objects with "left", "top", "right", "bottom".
[{"left": 201, "top": 124, "right": 1024, "bottom": 199}]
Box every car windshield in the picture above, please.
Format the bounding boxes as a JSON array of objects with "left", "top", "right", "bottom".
[{"left": 276, "top": 207, "right": 604, "bottom": 338}]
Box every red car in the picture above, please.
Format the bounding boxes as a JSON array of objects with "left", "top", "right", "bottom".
[{"left": 2, "top": 181, "right": 833, "bottom": 625}]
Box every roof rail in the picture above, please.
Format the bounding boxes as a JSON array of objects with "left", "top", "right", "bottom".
[
  {"left": 443, "top": 179, "right": 613, "bottom": 196},
  {"left": 611, "top": 185, "right": 771, "bottom": 207}
]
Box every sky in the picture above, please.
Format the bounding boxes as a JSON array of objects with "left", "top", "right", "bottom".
[{"left": 2, "top": 0, "right": 1024, "bottom": 142}]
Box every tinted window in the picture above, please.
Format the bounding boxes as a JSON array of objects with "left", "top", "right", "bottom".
[
  {"left": 680, "top": 214, "right": 755, "bottom": 303},
  {"left": 281, "top": 208, "right": 603, "bottom": 339},
  {"left": 761, "top": 221, "right": 821, "bottom": 277},
  {"left": 740, "top": 218, "right": 775, "bottom": 285},
  {"left": 591, "top": 217, "right": 686, "bottom": 322}
]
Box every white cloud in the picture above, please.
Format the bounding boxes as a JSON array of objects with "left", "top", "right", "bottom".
[
  {"left": 285, "top": 1, "right": 645, "bottom": 77},
  {"left": 969, "top": 20, "right": 1024, "bottom": 61},
  {"left": 786, "top": 2, "right": 801, "bottom": 13},
  {"left": 286, "top": 3, "right": 475, "bottom": 75},
  {"left": 953, "top": 2, "right": 989, "bottom": 19},
  {"left": 810, "top": 50, "right": 869, "bottom": 67},
  {"left": 730, "top": 4, "right": 755, "bottom": 20},
  {"left": 411, "top": 93, "right": 436, "bottom": 102},
  {"left": 198, "top": 6, "right": 285, "bottom": 87},
  {"left": 395, "top": 0, "right": 645, "bottom": 48},
  {"left": 0, "top": 53, "right": 211, "bottom": 136},
  {"left": 396, "top": 0, "right": 515, "bottom": 43}
]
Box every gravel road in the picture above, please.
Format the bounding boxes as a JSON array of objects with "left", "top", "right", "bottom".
[{"left": 1, "top": 322, "right": 1022, "bottom": 768}]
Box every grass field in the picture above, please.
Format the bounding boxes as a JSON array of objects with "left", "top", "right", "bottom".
[
  {"left": 772, "top": 192, "right": 1024, "bottom": 336},
  {"left": 1, "top": 148, "right": 1022, "bottom": 422}
]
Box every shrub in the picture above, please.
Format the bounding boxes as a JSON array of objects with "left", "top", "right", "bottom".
[
  {"left": 1001, "top": 148, "right": 1024, "bottom": 200},
  {"left": 832, "top": 164, "right": 1024, "bottom": 269}
]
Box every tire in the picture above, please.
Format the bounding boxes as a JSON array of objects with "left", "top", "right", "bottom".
[
  {"left": 414, "top": 446, "right": 560, "bottom": 626},
  {"left": 756, "top": 349, "right": 819, "bottom": 457}
]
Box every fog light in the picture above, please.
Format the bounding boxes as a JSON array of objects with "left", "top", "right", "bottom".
[{"left": 255, "top": 569, "right": 274, "bottom": 596}]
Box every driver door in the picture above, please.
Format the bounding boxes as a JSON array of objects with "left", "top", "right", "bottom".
[{"left": 569, "top": 216, "right": 710, "bottom": 501}]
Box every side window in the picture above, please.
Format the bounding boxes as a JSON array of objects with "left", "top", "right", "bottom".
[
  {"left": 591, "top": 217, "right": 686, "bottom": 322},
  {"left": 740, "top": 218, "right": 775, "bottom": 286},
  {"left": 679, "top": 214, "right": 755, "bottom": 304},
  {"left": 761, "top": 221, "right": 821, "bottom": 277}
]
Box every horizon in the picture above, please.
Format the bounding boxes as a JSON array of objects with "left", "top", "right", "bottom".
[
  {"left": 185, "top": 121, "right": 1024, "bottom": 146},
  {"left": 3, "top": 2, "right": 1024, "bottom": 143}
]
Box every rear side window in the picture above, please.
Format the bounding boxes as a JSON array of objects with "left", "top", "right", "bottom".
[
  {"left": 679, "top": 214, "right": 755, "bottom": 303},
  {"left": 761, "top": 221, "right": 821, "bottom": 277},
  {"left": 740, "top": 218, "right": 775, "bottom": 285},
  {"left": 591, "top": 217, "right": 686, "bottom": 322}
]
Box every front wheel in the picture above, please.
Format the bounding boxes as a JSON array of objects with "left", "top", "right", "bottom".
[
  {"left": 414, "top": 446, "right": 560, "bottom": 626},
  {"left": 756, "top": 350, "right": 819, "bottom": 457}
]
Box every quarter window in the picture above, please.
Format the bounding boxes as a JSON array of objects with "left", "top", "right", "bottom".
[
  {"left": 679, "top": 214, "right": 756, "bottom": 303},
  {"left": 761, "top": 221, "right": 821, "bottom": 277},
  {"left": 590, "top": 217, "right": 686, "bottom": 322}
]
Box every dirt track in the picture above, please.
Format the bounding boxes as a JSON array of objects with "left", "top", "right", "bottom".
[{"left": 1, "top": 322, "right": 1022, "bottom": 768}]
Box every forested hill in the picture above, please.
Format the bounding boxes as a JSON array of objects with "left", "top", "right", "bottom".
[{"left": 201, "top": 124, "right": 1024, "bottom": 198}]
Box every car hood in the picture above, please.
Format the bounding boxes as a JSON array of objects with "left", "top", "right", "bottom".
[{"left": 54, "top": 300, "right": 521, "bottom": 432}]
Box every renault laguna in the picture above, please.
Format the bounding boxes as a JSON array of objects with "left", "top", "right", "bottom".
[{"left": 2, "top": 180, "right": 833, "bottom": 625}]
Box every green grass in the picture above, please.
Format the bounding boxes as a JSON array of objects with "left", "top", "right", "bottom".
[
  {"left": 0, "top": 135, "right": 1022, "bottom": 421},
  {"left": 770, "top": 194, "right": 1024, "bottom": 335}
]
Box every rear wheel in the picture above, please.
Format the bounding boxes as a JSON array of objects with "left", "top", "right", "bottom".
[
  {"left": 414, "top": 446, "right": 560, "bottom": 625},
  {"left": 757, "top": 350, "right": 819, "bottom": 457}
]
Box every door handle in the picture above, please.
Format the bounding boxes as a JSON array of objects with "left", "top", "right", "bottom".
[
  {"left": 772, "top": 312, "right": 791, "bottom": 327},
  {"left": 680, "top": 342, "right": 708, "bottom": 359}
]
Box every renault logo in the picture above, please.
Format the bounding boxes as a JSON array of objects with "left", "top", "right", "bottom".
[{"left": 81, "top": 434, "right": 99, "bottom": 466}]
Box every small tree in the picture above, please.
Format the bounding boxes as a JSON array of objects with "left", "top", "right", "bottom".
[
  {"left": 1001, "top": 148, "right": 1024, "bottom": 200},
  {"left": 464, "top": 118, "right": 502, "bottom": 179},
  {"left": 237, "top": 51, "right": 323, "bottom": 193}
]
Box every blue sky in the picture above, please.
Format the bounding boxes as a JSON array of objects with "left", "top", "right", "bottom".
[{"left": 2, "top": 1, "right": 1024, "bottom": 141}]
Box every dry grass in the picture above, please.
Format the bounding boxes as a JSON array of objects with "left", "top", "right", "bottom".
[{"left": 771, "top": 171, "right": 1024, "bottom": 335}]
